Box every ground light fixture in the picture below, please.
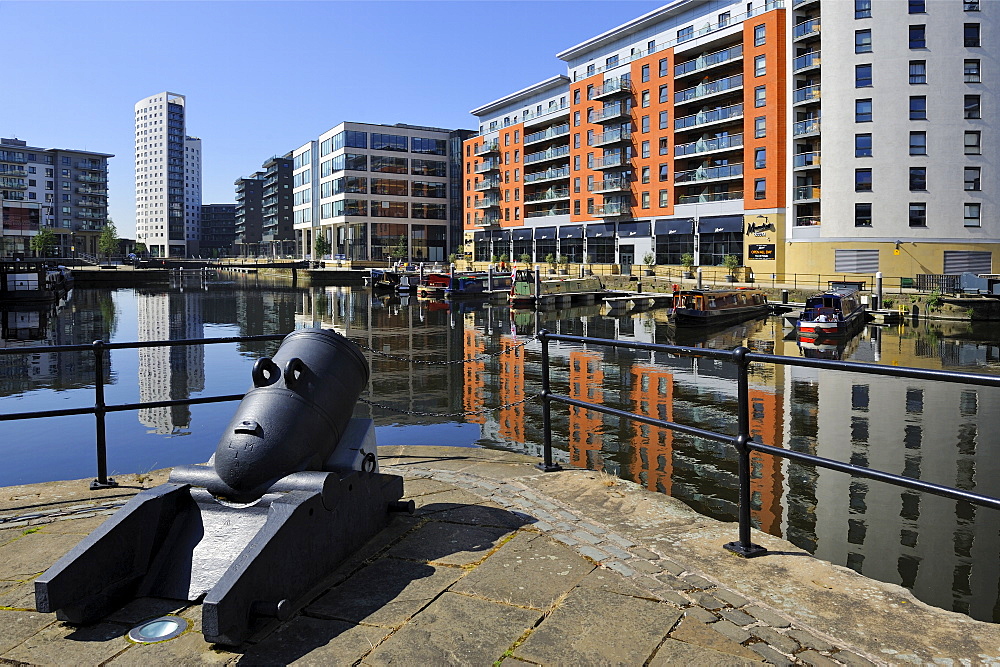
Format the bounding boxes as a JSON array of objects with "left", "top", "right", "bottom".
[{"left": 127, "top": 615, "right": 189, "bottom": 643}]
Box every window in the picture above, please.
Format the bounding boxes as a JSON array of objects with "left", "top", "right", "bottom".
[
  {"left": 909, "top": 167, "right": 926, "bottom": 191},
  {"left": 855, "top": 168, "right": 873, "bottom": 192},
  {"left": 573, "top": 177, "right": 581, "bottom": 193},
  {"left": 754, "top": 116, "right": 766, "bottom": 138},
  {"left": 909, "top": 203, "right": 927, "bottom": 227},
  {"left": 855, "top": 99, "right": 873, "bottom": 122},
  {"left": 659, "top": 138, "right": 669, "bottom": 155},
  {"left": 909, "top": 61, "right": 926, "bottom": 84},
  {"left": 855, "top": 203, "right": 873, "bottom": 227},
  {"left": 659, "top": 111, "right": 669, "bottom": 130},
  {"left": 909, "top": 25, "right": 926, "bottom": 48},
  {"left": 754, "top": 55, "right": 766, "bottom": 77},
  {"left": 754, "top": 86, "right": 766, "bottom": 107},
  {"left": 965, "top": 167, "right": 981, "bottom": 191},
  {"left": 642, "top": 141, "right": 650, "bottom": 158},
  {"left": 855, "top": 133, "right": 873, "bottom": 157},
  {"left": 574, "top": 156, "right": 580, "bottom": 171},
  {"left": 659, "top": 163, "right": 669, "bottom": 181},
  {"left": 909, "top": 131, "right": 927, "bottom": 155},
  {"left": 965, "top": 203, "right": 981, "bottom": 226},
  {"left": 855, "top": 0, "right": 871, "bottom": 18},
  {"left": 659, "top": 58, "right": 668, "bottom": 77},
  {"left": 605, "top": 54, "right": 619, "bottom": 69},
  {"left": 909, "top": 96, "right": 927, "bottom": 120},
  {"left": 641, "top": 64, "right": 650, "bottom": 82},
  {"left": 573, "top": 89, "right": 581, "bottom": 105},
  {"left": 856, "top": 64, "right": 873, "bottom": 87},
  {"left": 642, "top": 192, "right": 650, "bottom": 209},
  {"left": 573, "top": 111, "right": 580, "bottom": 127},
  {"left": 641, "top": 167, "right": 650, "bottom": 184},
  {"left": 718, "top": 11, "right": 731, "bottom": 27},
  {"left": 641, "top": 115, "right": 650, "bottom": 133},
  {"left": 659, "top": 85, "right": 668, "bottom": 104},
  {"left": 965, "top": 23, "right": 981, "bottom": 47},
  {"left": 964, "top": 0, "right": 980, "bottom": 10},
  {"left": 586, "top": 64, "right": 595, "bottom": 77},
  {"left": 677, "top": 26, "right": 693, "bottom": 42},
  {"left": 965, "top": 95, "right": 981, "bottom": 119},
  {"left": 659, "top": 190, "right": 669, "bottom": 207},
  {"left": 754, "top": 178, "right": 766, "bottom": 200},
  {"left": 965, "top": 59, "right": 981, "bottom": 82},
  {"left": 574, "top": 133, "right": 581, "bottom": 149},
  {"left": 754, "top": 24, "right": 766, "bottom": 46},
  {"left": 909, "top": 0, "right": 925, "bottom": 12},
  {"left": 754, "top": 147, "right": 766, "bottom": 169},
  {"left": 855, "top": 29, "right": 872, "bottom": 53},
  {"left": 965, "top": 131, "right": 982, "bottom": 154},
  {"left": 641, "top": 90, "right": 650, "bottom": 107},
  {"left": 648, "top": 40, "right": 656, "bottom": 53}
]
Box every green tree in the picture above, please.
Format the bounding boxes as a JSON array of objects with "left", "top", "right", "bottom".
[
  {"left": 29, "top": 228, "right": 57, "bottom": 258},
  {"left": 313, "top": 233, "right": 331, "bottom": 259},
  {"left": 390, "top": 236, "right": 407, "bottom": 261},
  {"left": 133, "top": 242, "right": 148, "bottom": 256},
  {"left": 98, "top": 220, "right": 120, "bottom": 264}
]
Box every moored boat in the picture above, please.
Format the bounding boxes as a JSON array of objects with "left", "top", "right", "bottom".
[
  {"left": 670, "top": 287, "right": 769, "bottom": 327},
  {"left": 796, "top": 285, "right": 867, "bottom": 337},
  {"left": 509, "top": 270, "right": 603, "bottom": 307},
  {"left": 0, "top": 260, "right": 73, "bottom": 304}
]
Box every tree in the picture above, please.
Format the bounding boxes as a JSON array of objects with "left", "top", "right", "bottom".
[
  {"left": 313, "top": 233, "right": 331, "bottom": 259},
  {"left": 133, "top": 242, "right": 148, "bottom": 257},
  {"left": 29, "top": 228, "right": 57, "bottom": 258},
  {"left": 390, "top": 236, "right": 407, "bottom": 261},
  {"left": 98, "top": 220, "right": 120, "bottom": 265}
]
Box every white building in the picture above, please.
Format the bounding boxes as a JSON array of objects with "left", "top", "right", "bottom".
[{"left": 135, "top": 92, "right": 202, "bottom": 258}]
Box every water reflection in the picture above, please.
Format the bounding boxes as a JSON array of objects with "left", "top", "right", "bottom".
[{"left": 2, "top": 281, "right": 1000, "bottom": 623}]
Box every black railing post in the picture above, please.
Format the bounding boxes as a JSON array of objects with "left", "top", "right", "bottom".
[
  {"left": 90, "top": 340, "right": 117, "bottom": 490},
  {"left": 724, "top": 346, "right": 765, "bottom": 557},
  {"left": 537, "top": 329, "right": 562, "bottom": 472}
]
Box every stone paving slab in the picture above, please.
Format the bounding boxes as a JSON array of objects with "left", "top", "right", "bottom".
[
  {"left": 650, "top": 638, "right": 766, "bottom": 666},
  {"left": 386, "top": 520, "right": 513, "bottom": 566}
]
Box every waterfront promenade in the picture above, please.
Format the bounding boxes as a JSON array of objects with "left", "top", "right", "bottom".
[{"left": 1, "top": 445, "right": 998, "bottom": 664}]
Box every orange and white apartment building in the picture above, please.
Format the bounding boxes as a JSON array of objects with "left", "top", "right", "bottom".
[{"left": 463, "top": 0, "right": 996, "bottom": 278}]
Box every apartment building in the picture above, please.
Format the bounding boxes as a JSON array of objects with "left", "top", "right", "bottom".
[
  {"left": 0, "top": 137, "right": 113, "bottom": 258},
  {"left": 135, "top": 92, "right": 202, "bottom": 258},
  {"left": 200, "top": 203, "right": 236, "bottom": 257},
  {"left": 464, "top": 0, "right": 995, "bottom": 278},
  {"left": 292, "top": 122, "right": 471, "bottom": 263},
  {"left": 261, "top": 153, "right": 294, "bottom": 257},
  {"left": 234, "top": 173, "right": 264, "bottom": 256}
]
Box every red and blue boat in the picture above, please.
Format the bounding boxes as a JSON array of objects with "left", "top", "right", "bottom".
[{"left": 796, "top": 285, "right": 867, "bottom": 337}]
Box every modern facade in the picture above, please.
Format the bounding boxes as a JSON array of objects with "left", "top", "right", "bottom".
[
  {"left": 234, "top": 173, "right": 264, "bottom": 256},
  {"left": 200, "top": 203, "right": 236, "bottom": 257},
  {"left": 135, "top": 92, "right": 203, "bottom": 258},
  {"left": 0, "top": 137, "right": 113, "bottom": 258},
  {"left": 261, "top": 153, "right": 294, "bottom": 257},
  {"left": 292, "top": 122, "right": 471, "bottom": 263},
  {"left": 463, "top": 0, "right": 995, "bottom": 278}
]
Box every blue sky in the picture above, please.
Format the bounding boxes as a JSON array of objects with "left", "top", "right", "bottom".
[{"left": 2, "top": 1, "right": 665, "bottom": 239}]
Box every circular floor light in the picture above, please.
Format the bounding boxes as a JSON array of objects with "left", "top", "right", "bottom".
[{"left": 128, "top": 615, "right": 189, "bottom": 643}]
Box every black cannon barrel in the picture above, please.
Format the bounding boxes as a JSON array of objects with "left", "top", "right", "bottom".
[{"left": 210, "top": 328, "right": 369, "bottom": 501}]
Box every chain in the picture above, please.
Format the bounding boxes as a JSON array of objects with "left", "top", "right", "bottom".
[
  {"left": 350, "top": 336, "right": 534, "bottom": 365},
  {"left": 358, "top": 392, "right": 539, "bottom": 417}
]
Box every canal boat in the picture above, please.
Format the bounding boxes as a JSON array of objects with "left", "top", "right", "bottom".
[
  {"left": 0, "top": 261, "right": 73, "bottom": 304},
  {"left": 418, "top": 273, "right": 484, "bottom": 299},
  {"left": 509, "top": 270, "right": 604, "bottom": 308},
  {"left": 669, "top": 287, "right": 769, "bottom": 327},
  {"left": 796, "top": 285, "right": 867, "bottom": 337}
]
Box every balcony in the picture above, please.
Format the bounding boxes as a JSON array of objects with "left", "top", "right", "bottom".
[
  {"left": 674, "top": 45, "right": 743, "bottom": 78},
  {"left": 792, "top": 18, "right": 820, "bottom": 41},
  {"left": 0, "top": 179, "right": 27, "bottom": 190},
  {"left": 474, "top": 177, "right": 501, "bottom": 191},
  {"left": 0, "top": 168, "right": 27, "bottom": 177},
  {"left": 76, "top": 210, "right": 106, "bottom": 220},
  {"left": 1, "top": 191, "right": 25, "bottom": 200},
  {"left": 792, "top": 84, "right": 821, "bottom": 105},
  {"left": 522, "top": 103, "right": 569, "bottom": 129},
  {"left": 795, "top": 215, "right": 821, "bottom": 227},
  {"left": 591, "top": 78, "right": 631, "bottom": 100},
  {"left": 674, "top": 133, "right": 743, "bottom": 157},
  {"left": 0, "top": 154, "right": 28, "bottom": 164},
  {"left": 677, "top": 191, "right": 743, "bottom": 204},
  {"left": 674, "top": 163, "right": 744, "bottom": 183},
  {"left": 77, "top": 199, "right": 107, "bottom": 207},
  {"left": 474, "top": 196, "right": 500, "bottom": 209},
  {"left": 524, "top": 124, "right": 570, "bottom": 146},
  {"left": 675, "top": 74, "right": 743, "bottom": 105},
  {"left": 524, "top": 166, "right": 571, "bottom": 184},
  {"left": 793, "top": 151, "right": 821, "bottom": 168},
  {"left": 524, "top": 145, "right": 570, "bottom": 166},
  {"left": 473, "top": 213, "right": 501, "bottom": 227},
  {"left": 474, "top": 159, "right": 501, "bottom": 174},
  {"left": 524, "top": 188, "right": 570, "bottom": 203},
  {"left": 590, "top": 178, "right": 630, "bottom": 194},
  {"left": 474, "top": 141, "right": 499, "bottom": 157},
  {"left": 76, "top": 161, "right": 105, "bottom": 171},
  {"left": 589, "top": 104, "right": 630, "bottom": 124},
  {"left": 793, "top": 0, "right": 818, "bottom": 6},
  {"left": 525, "top": 207, "right": 570, "bottom": 218},
  {"left": 794, "top": 186, "right": 821, "bottom": 201},
  {"left": 593, "top": 202, "right": 630, "bottom": 217},
  {"left": 674, "top": 103, "right": 743, "bottom": 131},
  {"left": 592, "top": 127, "right": 632, "bottom": 147},
  {"left": 793, "top": 118, "right": 821, "bottom": 136},
  {"left": 793, "top": 51, "right": 821, "bottom": 73},
  {"left": 592, "top": 154, "right": 625, "bottom": 170},
  {"left": 77, "top": 174, "right": 107, "bottom": 183}
]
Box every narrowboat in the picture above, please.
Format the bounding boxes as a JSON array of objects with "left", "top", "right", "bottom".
[
  {"left": 509, "top": 270, "right": 603, "bottom": 307},
  {"left": 0, "top": 261, "right": 73, "bottom": 304},
  {"left": 417, "top": 273, "right": 484, "bottom": 298},
  {"left": 796, "top": 285, "right": 867, "bottom": 337},
  {"left": 670, "top": 287, "right": 769, "bottom": 327}
]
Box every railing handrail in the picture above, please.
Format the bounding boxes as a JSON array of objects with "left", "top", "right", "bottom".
[{"left": 536, "top": 331, "right": 1000, "bottom": 559}]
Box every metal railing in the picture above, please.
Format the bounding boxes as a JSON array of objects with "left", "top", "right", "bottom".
[
  {"left": 536, "top": 331, "right": 1000, "bottom": 557},
  {"left": 0, "top": 334, "right": 286, "bottom": 489}
]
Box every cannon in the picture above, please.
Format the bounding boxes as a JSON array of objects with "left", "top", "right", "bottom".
[{"left": 35, "top": 329, "right": 411, "bottom": 645}]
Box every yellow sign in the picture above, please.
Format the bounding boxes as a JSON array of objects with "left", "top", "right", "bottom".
[{"left": 893, "top": 248, "right": 900, "bottom": 255}]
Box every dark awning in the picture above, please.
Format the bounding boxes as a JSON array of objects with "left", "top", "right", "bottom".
[
  {"left": 698, "top": 215, "right": 743, "bottom": 234},
  {"left": 473, "top": 231, "right": 485, "bottom": 242},
  {"left": 654, "top": 219, "right": 694, "bottom": 235},
  {"left": 512, "top": 228, "right": 533, "bottom": 241},
  {"left": 534, "top": 226, "right": 556, "bottom": 240},
  {"left": 494, "top": 229, "right": 511, "bottom": 241},
  {"left": 586, "top": 222, "right": 615, "bottom": 237},
  {"left": 618, "top": 221, "right": 651, "bottom": 237},
  {"left": 559, "top": 225, "right": 583, "bottom": 239}
]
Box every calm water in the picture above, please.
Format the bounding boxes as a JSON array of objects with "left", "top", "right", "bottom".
[{"left": 2, "top": 276, "right": 1000, "bottom": 623}]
